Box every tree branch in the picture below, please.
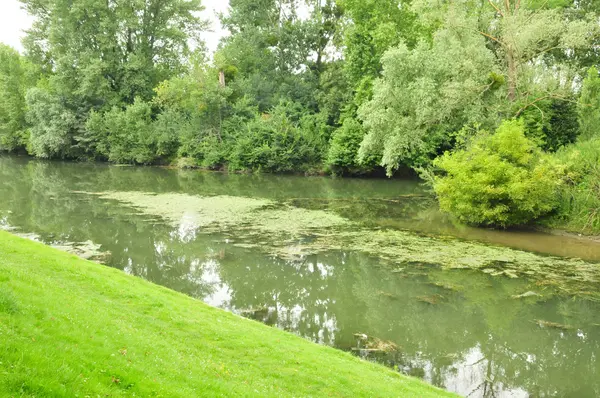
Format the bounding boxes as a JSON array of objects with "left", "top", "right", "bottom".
[
  {"left": 477, "top": 30, "right": 506, "bottom": 47},
  {"left": 514, "top": 93, "right": 572, "bottom": 117},
  {"left": 487, "top": 0, "right": 504, "bottom": 17},
  {"left": 525, "top": 45, "right": 561, "bottom": 63}
]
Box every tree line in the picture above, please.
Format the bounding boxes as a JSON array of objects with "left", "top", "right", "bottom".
[{"left": 1, "top": 0, "right": 599, "bottom": 231}]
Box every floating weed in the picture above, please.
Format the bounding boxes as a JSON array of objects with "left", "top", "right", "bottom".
[
  {"left": 78, "top": 191, "right": 348, "bottom": 236},
  {"left": 309, "top": 230, "right": 600, "bottom": 300},
  {"left": 2, "top": 225, "right": 110, "bottom": 264},
  {"left": 80, "top": 191, "right": 600, "bottom": 300},
  {"left": 253, "top": 208, "right": 347, "bottom": 235},
  {"left": 512, "top": 291, "right": 542, "bottom": 299},
  {"left": 79, "top": 192, "right": 273, "bottom": 229},
  {"left": 535, "top": 320, "right": 574, "bottom": 330},
  {"left": 416, "top": 294, "right": 445, "bottom": 305}
]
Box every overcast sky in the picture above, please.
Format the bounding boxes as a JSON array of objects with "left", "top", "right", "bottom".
[{"left": 0, "top": 0, "right": 229, "bottom": 53}]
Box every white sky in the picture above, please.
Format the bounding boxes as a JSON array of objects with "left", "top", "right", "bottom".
[{"left": 0, "top": 0, "right": 229, "bottom": 53}]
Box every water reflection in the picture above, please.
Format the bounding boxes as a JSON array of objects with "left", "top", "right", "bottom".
[{"left": 1, "top": 154, "right": 600, "bottom": 397}]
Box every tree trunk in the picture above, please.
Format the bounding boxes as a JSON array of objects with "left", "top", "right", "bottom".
[{"left": 506, "top": 46, "right": 517, "bottom": 102}]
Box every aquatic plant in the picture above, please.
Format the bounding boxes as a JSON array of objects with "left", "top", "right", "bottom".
[{"left": 80, "top": 191, "right": 600, "bottom": 300}]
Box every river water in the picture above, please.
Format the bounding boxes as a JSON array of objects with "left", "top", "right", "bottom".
[{"left": 1, "top": 154, "right": 599, "bottom": 397}]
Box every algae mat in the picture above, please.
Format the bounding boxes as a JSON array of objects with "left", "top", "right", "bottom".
[{"left": 80, "top": 191, "right": 600, "bottom": 300}]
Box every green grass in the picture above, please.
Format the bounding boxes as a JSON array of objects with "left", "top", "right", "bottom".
[{"left": 0, "top": 231, "right": 454, "bottom": 397}]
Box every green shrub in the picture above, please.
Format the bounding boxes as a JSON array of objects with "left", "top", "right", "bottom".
[
  {"left": 82, "top": 110, "right": 110, "bottom": 158},
  {"left": 228, "top": 102, "right": 322, "bottom": 173},
  {"left": 548, "top": 139, "right": 600, "bottom": 233},
  {"left": 325, "top": 118, "right": 381, "bottom": 175},
  {"left": 326, "top": 119, "right": 364, "bottom": 172},
  {"left": 178, "top": 120, "right": 226, "bottom": 170},
  {"left": 521, "top": 98, "right": 579, "bottom": 152},
  {"left": 25, "top": 88, "right": 77, "bottom": 159},
  {"left": 85, "top": 98, "right": 178, "bottom": 164},
  {"left": 433, "top": 120, "right": 561, "bottom": 228}
]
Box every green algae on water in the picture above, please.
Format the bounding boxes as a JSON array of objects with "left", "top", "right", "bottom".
[
  {"left": 0, "top": 226, "right": 109, "bottom": 263},
  {"left": 82, "top": 192, "right": 273, "bottom": 229},
  {"left": 79, "top": 190, "right": 600, "bottom": 300},
  {"left": 307, "top": 229, "right": 600, "bottom": 299},
  {"left": 78, "top": 191, "right": 349, "bottom": 235}
]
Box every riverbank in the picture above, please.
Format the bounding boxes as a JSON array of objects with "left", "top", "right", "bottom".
[{"left": 0, "top": 231, "right": 454, "bottom": 397}]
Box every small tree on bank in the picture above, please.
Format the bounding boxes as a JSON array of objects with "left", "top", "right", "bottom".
[{"left": 433, "top": 120, "right": 561, "bottom": 228}]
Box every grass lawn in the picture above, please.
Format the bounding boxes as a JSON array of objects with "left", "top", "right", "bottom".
[{"left": 0, "top": 231, "right": 455, "bottom": 397}]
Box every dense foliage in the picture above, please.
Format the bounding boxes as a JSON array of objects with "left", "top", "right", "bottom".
[
  {"left": 550, "top": 138, "right": 600, "bottom": 233},
  {"left": 0, "top": 44, "right": 31, "bottom": 151},
  {"left": 433, "top": 121, "right": 560, "bottom": 227},
  {"left": 0, "top": 0, "right": 599, "bottom": 231}
]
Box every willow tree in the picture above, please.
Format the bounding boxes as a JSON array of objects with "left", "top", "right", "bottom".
[
  {"left": 357, "top": 4, "right": 501, "bottom": 174},
  {"left": 0, "top": 45, "right": 31, "bottom": 151},
  {"left": 358, "top": 0, "right": 600, "bottom": 174},
  {"left": 578, "top": 67, "right": 600, "bottom": 141},
  {"left": 480, "top": 0, "right": 598, "bottom": 107}
]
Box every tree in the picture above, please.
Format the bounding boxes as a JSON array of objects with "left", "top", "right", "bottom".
[
  {"left": 357, "top": 5, "right": 501, "bottom": 175},
  {"left": 358, "top": 0, "right": 599, "bottom": 174},
  {"left": 304, "top": 0, "right": 344, "bottom": 78},
  {"left": 18, "top": 0, "right": 206, "bottom": 159},
  {"left": 153, "top": 58, "right": 234, "bottom": 167},
  {"left": 21, "top": 0, "right": 206, "bottom": 105},
  {"left": 479, "top": 0, "right": 598, "bottom": 106},
  {"left": 578, "top": 67, "right": 600, "bottom": 141},
  {"left": 0, "top": 45, "right": 30, "bottom": 151},
  {"left": 218, "top": 0, "right": 313, "bottom": 112},
  {"left": 340, "top": 0, "right": 425, "bottom": 106}
]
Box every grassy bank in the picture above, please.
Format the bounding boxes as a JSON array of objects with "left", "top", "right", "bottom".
[{"left": 0, "top": 231, "right": 453, "bottom": 397}]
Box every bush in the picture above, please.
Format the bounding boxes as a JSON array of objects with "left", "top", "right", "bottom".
[
  {"left": 85, "top": 98, "right": 178, "bottom": 164},
  {"left": 521, "top": 98, "right": 579, "bottom": 152},
  {"left": 325, "top": 117, "right": 381, "bottom": 175},
  {"left": 228, "top": 102, "right": 322, "bottom": 173},
  {"left": 25, "top": 88, "right": 77, "bottom": 159},
  {"left": 82, "top": 110, "right": 110, "bottom": 159},
  {"left": 177, "top": 118, "right": 226, "bottom": 170},
  {"left": 326, "top": 118, "right": 367, "bottom": 174},
  {"left": 433, "top": 120, "right": 561, "bottom": 228},
  {"left": 548, "top": 139, "right": 600, "bottom": 233}
]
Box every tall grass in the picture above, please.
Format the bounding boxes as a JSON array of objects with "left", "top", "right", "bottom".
[{"left": 548, "top": 138, "right": 600, "bottom": 234}]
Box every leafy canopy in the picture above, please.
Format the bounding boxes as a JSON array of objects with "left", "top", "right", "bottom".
[{"left": 358, "top": 5, "right": 500, "bottom": 175}]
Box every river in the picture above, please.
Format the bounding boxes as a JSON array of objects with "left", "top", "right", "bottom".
[{"left": 1, "top": 154, "right": 599, "bottom": 397}]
